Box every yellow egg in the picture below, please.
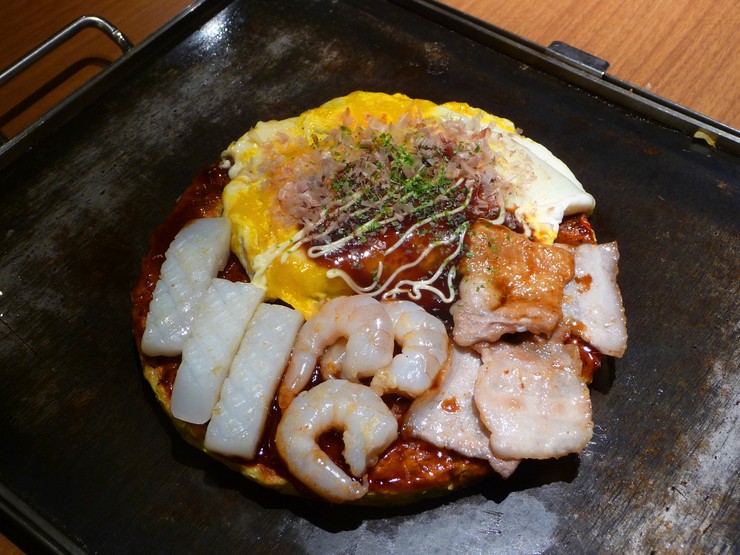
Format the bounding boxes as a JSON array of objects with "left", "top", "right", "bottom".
[{"left": 221, "top": 91, "right": 594, "bottom": 318}]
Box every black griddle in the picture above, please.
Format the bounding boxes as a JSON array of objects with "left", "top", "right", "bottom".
[{"left": 1, "top": 0, "right": 738, "bottom": 553}]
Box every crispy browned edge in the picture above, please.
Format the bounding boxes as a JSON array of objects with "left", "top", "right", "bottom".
[{"left": 141, "top": 356, "right": 491, "bottom": 506}]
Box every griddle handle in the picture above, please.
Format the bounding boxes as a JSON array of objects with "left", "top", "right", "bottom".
[
  {"left": 547, "top": 41, "right": 610, "bottom": 77},
  {"left": 0, "top": 15, "right": 134, "bottom": 144}
]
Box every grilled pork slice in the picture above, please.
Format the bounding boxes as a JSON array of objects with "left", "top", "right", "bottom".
[
  {"left": 562, "top": 242, "right": 628, "bottom": 357},
  {"left": 475, "top": 338, "right": 593, "bottom": 460},
  {"left": 451, "top": 222, "right": 574, "bottom": 347},
  {"left": 404, "top": 344, "right": 520, "bottom": 478}
]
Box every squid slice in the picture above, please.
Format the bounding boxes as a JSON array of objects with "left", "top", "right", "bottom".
[
  {"left": 141, "top": 217, "right": 232, "bottom": 357},
  {"left": 404, "top": 344, "right": 520, "bottom": 478},
  {"left": 562, "top": 242, "right": 628, "bottom": 357},
  {"left": 205, "top": 303, "right": 304, "bottom": 459},
  {"left": 475, "top": 339, "right": 593, "bottom": 460},
  {"left": 170, "top": 279, "right": 265, "bottom": 424}
]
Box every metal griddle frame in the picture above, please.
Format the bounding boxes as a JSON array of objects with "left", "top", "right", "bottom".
[
  {"left": 0, "top": 0, "right": 737, "bottom": 552},
  {"left": 1, "top": 0, "right": 737, "bottom": 172}
]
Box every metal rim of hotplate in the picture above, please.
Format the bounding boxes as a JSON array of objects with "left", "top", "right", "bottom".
[
  {"left": 0, "top": 0, "right": 234, "bottom": 173},
  {"left": 0, "top": 0, "right": 737, "bottom": 173},
  {"left": 394, "top": 0, "right": 739, "bottom": 155},
  {"left": 0, "top": 0, "right": 737, "bottom": 551}
]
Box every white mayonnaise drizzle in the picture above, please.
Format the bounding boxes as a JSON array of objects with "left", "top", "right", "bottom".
[{"left": 274, "top": 176, "right": 475, "bottom": 303}]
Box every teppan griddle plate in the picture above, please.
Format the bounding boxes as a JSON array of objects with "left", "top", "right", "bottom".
[{"left": 0, "top": 0, "right": 738, "bottom": 553}]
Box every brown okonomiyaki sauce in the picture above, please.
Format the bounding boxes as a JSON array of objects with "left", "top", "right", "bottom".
[{"left": 132, "top": 162, "right": 602, "bottom": 499}]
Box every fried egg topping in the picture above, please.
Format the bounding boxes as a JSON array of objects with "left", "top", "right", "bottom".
[{"left": 221, "top": 91, "right": 595, "bottom": 318}]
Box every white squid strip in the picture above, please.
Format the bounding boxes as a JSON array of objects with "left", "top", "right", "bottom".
[
  {"left": 562, "top": 242, "right": 628, "bottom": 357},
  {"left": 404, "top": 344, "right": 519, "bottom": 478},
  {"left": 205, "top": 303, "right": 304, "bottom": 458},
  {"left": 475, "top": 339, "right": 593, "bottom": 460},
  {"left": 141, "top": 217, "right": 232, "bottom": 357},
  {"left": 170, "top": 280, "right": 265, "bottom": 424}
]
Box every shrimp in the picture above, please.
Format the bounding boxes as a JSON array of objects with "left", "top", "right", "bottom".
[
  {"left": 370, "top": 300, "right": 449, "bottom": 397},
  {"left": 275, "top": 379, "right": 398, "bottom": 503},
  {"left": 278, "top": 295, "right": 394, "bottom": 409},
  {"left": 319, "top": 338, "right": 347, "bottom": 381}
]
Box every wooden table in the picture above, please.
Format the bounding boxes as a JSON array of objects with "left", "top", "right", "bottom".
[
  {"left": 0, "top": 0, "right": 737, "bottom": 552},
  {"left": 447, "top": 0, "right": 739, "bottom": 130}
]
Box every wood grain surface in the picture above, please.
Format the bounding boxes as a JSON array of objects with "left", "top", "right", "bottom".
[
  {"left": 444, "top": 0, "right": 739, "bottom": 129},
  {"left": 0, "top": 0, "right": 736, "bottom": 553}
]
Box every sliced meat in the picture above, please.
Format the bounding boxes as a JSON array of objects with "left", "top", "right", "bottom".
[
  {"left": 451, "top": 222, "right": 574, "bottom": 346},
  {"left": 475, "top": 338, "right": 592, "bottom": 460},
  {"left": 562, "top": 242, "right": 628, "bottom": 357},
  {"left": 404, "top": 344, "right": 520, "bottom": 478}
]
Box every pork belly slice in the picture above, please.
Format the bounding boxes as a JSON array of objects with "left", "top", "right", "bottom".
[
  {"left": 451, "top": 222, "right": 574, "bottom": 347},
  {"left": 170, "top": 280, "right": 265, "bottom": 424},
  {"left": 475, "top": 338, "right": 592, "bottom": 460},
  {"left": 562, "top": 242, "right": 628, "bottom": 357},
  {"left": 404, "top": 344, "right": 520, "bottom": 478},
  {"left": 142, "top": 217, "right": 232, "bottom": 357},
  {"left": 205, "top": 303, "right": 304, "bottom": 459}
]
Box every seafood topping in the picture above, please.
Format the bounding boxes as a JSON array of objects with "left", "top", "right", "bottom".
[
  {"left": 275, "top": 380, "right": 398, "bottom": 503},
  {"left": 205, "top": 303, "right": 304, "bottom": 459},
  {"left": 278, "top": 295, "right": 450, "bottom": 409},
  {"left": 369, "top": 300, "right": 449, "bottom": 398},
  {"left": 277, "top": 295, "right": 394, "bottom": 410},
  {"left": 141, "top": 217, "right": 231, "bottom": 357},
  {"left": 170, "top": 279, "right": 264, "bottom": 424}
]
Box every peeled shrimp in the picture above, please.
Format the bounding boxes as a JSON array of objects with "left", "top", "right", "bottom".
[
  {"left": 275, "top": 379, "right": 398, "bottom": 503},
  {"left": 319, "top": 338, "right": 347, "bottom": 381},
  {"left": 370, "top": 300, "right": 449, "bottom": 397},
  {"left": 278, "top": 295, "right": 394, "bottom": 409}
]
